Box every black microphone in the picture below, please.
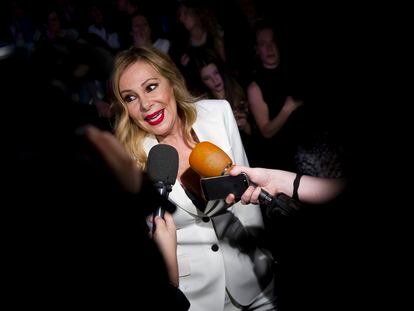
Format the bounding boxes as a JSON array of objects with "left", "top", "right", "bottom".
[
  {"left": 226, "top": 179, "right": 300, "bottom": 216},
  {"left": 258, "top": 189, "right": 302, "bottom": 217},
  {"left": 147, "top": 144, "right": 179, "bottom": 219}
]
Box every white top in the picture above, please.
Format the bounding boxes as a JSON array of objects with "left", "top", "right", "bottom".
[
  {"left": 88, "top": 25, "right": 120, "bottom": 49},
  {"left": 143, "top": 100, "right": 275, "bottom": 311},
  {"left": 153, "top": 38, "right": 170, "bottom": 54}
]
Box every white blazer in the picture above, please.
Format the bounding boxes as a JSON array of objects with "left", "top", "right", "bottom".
[{"left": 143, "top": 100, "right": 275, "bottom": 311}]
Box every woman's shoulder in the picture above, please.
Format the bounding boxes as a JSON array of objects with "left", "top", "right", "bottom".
[{"left": 195, "top": 99, "right": 232, "bottom": 112}]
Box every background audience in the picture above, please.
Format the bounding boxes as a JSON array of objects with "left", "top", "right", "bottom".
[{"left": 1, "top": 1, "right": 360, "bottom": 310}]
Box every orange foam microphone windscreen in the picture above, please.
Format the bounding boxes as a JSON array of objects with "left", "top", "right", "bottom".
[{"left": 189, "top": 141, "right": 233, "bottom": 177}]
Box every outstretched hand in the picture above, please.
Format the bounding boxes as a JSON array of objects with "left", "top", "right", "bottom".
[
  {"left": 228, "top": 165, "right": 346, "bottom": 206},
  {"left": 225, "top": 165, "right": 271, "bottom": 205},
  {"left": 226, "top": 165, "right": 293, "bottom": 206}
]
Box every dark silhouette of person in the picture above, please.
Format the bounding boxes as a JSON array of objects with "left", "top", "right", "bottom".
[{"left": 3, "top": 47, "right": 189, "bottom": 311}]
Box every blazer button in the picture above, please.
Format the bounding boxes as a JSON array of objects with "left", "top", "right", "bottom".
[
  {"left": 202, "top": 216, "right": 210, "bottom": 222},
  {"left": 211, "top": 244, "right": 219, "bottom": 252}
]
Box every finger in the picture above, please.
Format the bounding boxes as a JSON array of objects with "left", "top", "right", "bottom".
[
  {"left": 240, "top": 185, "right": 255, "bottom": 204},
  {"left": 153, "top": 215, "right": 165, "bottom": 227},
  {"left": 163, "top": 212, "right": 176, "bottom": 231},
  {"left": 251, "top": 187, "right": 262, "bottom": 204},
  {"left": 229, "top": 165, "right": 248, "bottom": 176},
  {"left": 225, "top": 193, "right": 235, "bottom": 205},
  {"left": 152, "top": 216, "right": 167, "bottom": 235}
]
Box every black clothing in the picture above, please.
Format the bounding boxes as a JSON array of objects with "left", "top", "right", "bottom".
[{"left": 3, "top": 50, "right": 190, "bottom": 311}]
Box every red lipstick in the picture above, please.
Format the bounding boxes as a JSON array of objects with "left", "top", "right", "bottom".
[{"left": 145, "top": 109, "right": 165, "bottom": 125}]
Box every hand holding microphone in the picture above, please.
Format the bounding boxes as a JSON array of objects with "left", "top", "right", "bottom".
[
  {"left": 228, "top": 165, "right": 287, "bottom": 204},
  {"left": 189, "top": 141, "right": 273, "bottom": 203},
  {"left": 228, "top": 165, "right": 302, "bottom": 216},
  {"left": 189, "top": 141, "right": 301, "bottom": 216}
]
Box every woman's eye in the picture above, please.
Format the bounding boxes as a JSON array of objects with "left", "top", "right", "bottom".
[
  {"left": 124, "top": 94, "right": 136, "bottom": 103},
  {"left": 146, "top": 83, "right": 157, "bottom": 92}
]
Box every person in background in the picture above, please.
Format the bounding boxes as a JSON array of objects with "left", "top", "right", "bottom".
[
  {"left": 176, "top": 0, "right": 225, "bottom": 63},
  {"left": 111, "top": 0, "right": 142, "bottom": 49},
  {"left": 194, "top": 50, "right": 251, "bottom": 136},
  {"left": 87, "top": 4, "right": 120, "bottom": 52},
  {"left": 130, "top": 12, "right": 170, "bottom": 54},
  {"left": 34, "top": 8, "right": 78, "bottom": 42},
  {"left": 193, "top": 49, "right": 263, "bottom": 165},
  {"left": 111, "top": 46, "right": 278, "bottom": 310},
  {"left": 247, "top": 19, "right": 304, "bottom": 170},
  {"left": 170, "top": 0, "right": 226, "bottom": 94},
  {"left": 247, "top": 19, "right": 346, "bottom": 185}
]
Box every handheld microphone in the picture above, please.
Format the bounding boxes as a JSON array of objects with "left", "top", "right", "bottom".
[
  {"left": 147, "top": 144, "right": 179, "bottom": 219},
  {"left": 189, "top": 141, "right": 301, "bottom": 216},
  {"left": 189, "top": 141, "right": 233, "bottom": 177}
]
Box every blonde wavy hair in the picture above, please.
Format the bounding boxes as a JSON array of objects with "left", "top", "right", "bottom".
[{"left": 111, "top": 46, "right": 198, "bottom": 169}]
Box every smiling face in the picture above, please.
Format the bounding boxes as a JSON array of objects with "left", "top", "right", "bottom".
[{"left": 119, "top": 60, "right": 180, "bottom": 139}]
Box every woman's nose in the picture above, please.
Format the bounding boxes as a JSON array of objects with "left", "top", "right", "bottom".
[{"left": 141, "top": 98, "right": 152, "bottom": 111}]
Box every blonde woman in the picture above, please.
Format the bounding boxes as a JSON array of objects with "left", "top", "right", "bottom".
[{"left": 111, "top": 46, "right": 277, "bottom": 311}]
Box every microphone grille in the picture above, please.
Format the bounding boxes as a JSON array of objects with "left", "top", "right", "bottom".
[
  {"left": 147, "top": 144, "right": 179, "bottom": 185},
  {"left": 189, "top": 141, "right": 233, "bottom": 177}
]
